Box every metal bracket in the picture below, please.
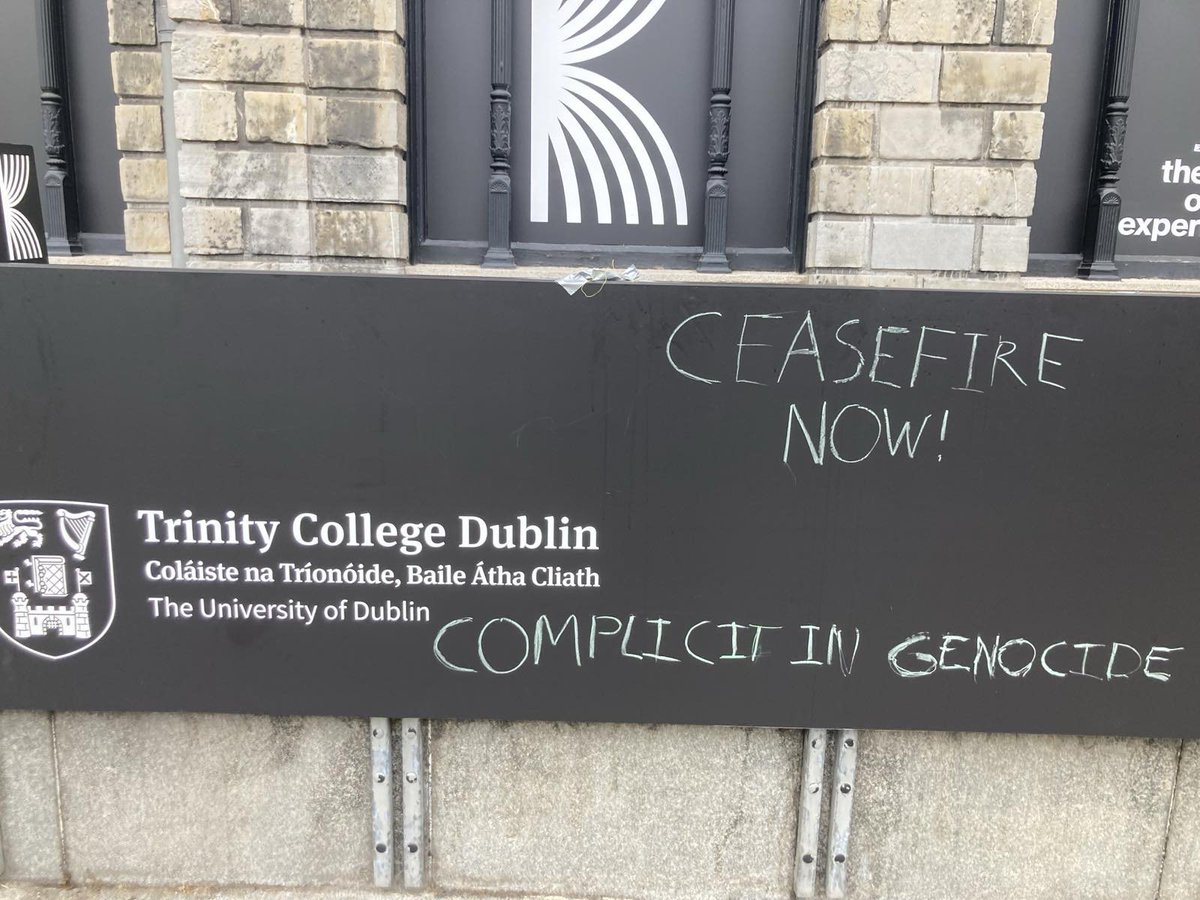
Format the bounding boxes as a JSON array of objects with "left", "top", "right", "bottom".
[
  {"left": 793, "top": 728, "right": 827, "bottom": 899},
  {"left": 401, "top": 717, "right": 427, "bottom": 889},
  {"left": 825, "top": 729, "right": 859, "bottom": 899},
  {"left": 370, "top": 717, "right": 394, "bottom": 887}
]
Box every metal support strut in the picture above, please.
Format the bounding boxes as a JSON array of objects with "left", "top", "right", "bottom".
[
  {"left": 825, "top": 729, "right": 858, "bottom": 899},
  {"left": 793, "top": 728, "right": 827, "bottom": 899},
  {"left": 401, "top": 717, "right": 427, "bottom": 889},
  {"left": 369, "top": 717, "right": 394, "bottom": 887}
]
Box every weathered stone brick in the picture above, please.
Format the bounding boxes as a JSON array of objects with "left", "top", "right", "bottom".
[
  {"left": 108, "top": 0, "right": 157, "bottom": 45},
  {"left": 111, "top": 51, "right": 163, "bottom": 98},
  {"left": 940, "top": 51, "right": 1052, "bottom": 104},
  {"left": 166, "top": 0, "right": 232, "bottom": 22},
  {"left": 871, "top": 220, "right": 975, "bottom": 270},
  {"left": 810, "top": 163, "right": 930, "bottom": 215},
  {"left": 119, "top": 157, "right": 168, "bottom": 202},
  {"left": 245, "top": 92, "right": 326, "bottom": 145},
  {"left": 821, "top": 0, "right": 883, "bottom": 42},
  {"left": 931, "top": 165, "right": 1037, "bottom": 216},
  {"left": 310, "top": 154, "right": 403, "bottom": 203},
  {"left": 314, "top": 209, "right": 402, "bottom": 258},
  {"left": 114, "top": 105, "right": 163, "bottom": 152},
  {"left": 173, "top": 29, "right": 304, "bottom": 84},
  {"left": 806, "top": 218, "right": 868, "bottom": 268},
  {"left": 979, "top": 224, "right": 1031, "bottom": 272},
  {"left": 1001, "top": 0, "right": 1057, "bottom": 45},
  {"left": 183, "top": 205, "right": 244, "bottom": 255},
  {"left": 308, "top": 0, "right": 398, "bottom": 31},
  {"left": 307, "top": 38, "right": 403, "bottom": 91},
  {"left": 174, "top": 89, "right": 237, "bottom": 142},
  {"left": 888, "top": 0, "right": 995, "bottom": 44},
  {"left": 247, "top": 207, "right": 311, "bottom": 256},
  {"left": 124, "top": 209, "right": 170, "bottom": 253},
  {"left": 812, "top": 107, "right": 873, "bottom": 159},
  {"left": 241, "top": 0, "right": 304, "bottom": 26},
  {"left": 817, "top": 46, "right": 939, "bottom": 104},
  {"left": 179, "top": 148, "right": 309, "bottom": 200},
  {"left": 326, "top": 98, "right": 401, "bottom": 149},
  {"left": 879, "top": 107, "right": 985, "bottom": 160},
  {"left": 989, "top": 110, "right": 1045, "bottom": 159}
]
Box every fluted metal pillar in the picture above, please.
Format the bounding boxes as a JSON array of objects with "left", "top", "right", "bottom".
[
  {"left": 697, "top": 0, "right": 735, "bottom": 273},
  {"left": 482, "top": 0, "right": 516, "bottom": 268},
  {"left": 35, "top": 0, "right": 81, "bottom": 255},
  {"left": 1078, "top": 0, "right": 1141, "bottom": 280}
]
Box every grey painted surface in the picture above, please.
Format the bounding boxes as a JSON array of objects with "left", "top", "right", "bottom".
[
  {"left": 0, "top": 0, "right": 50, "bottom": 215},
  {"left": 53, "top": 712, "right": 372, "bottom": 887},
  {"left": 1158, "top": 740, "right": 1198, "bottom": 900},
  {"left": 63, "top": 0, "right": 124, "bottom": 239},
  {"left": 430, "top": 720, "right": 800, "bottom": 899},
  {"left": 846, "top": 730, "right": 1177, "bottom": 900},
  {"left": 0, "top": 711, "right": 63, "bottom": 883},
  {"left": 1028, "top": 0, "right": 1107, "bottom": 257}
]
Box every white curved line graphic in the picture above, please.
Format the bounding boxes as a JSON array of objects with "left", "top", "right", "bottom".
[
  {"left": 563, "top": 77, "right": 663, "bottom": 223},
  {"left": 560, "top": 90, "right": 639, "bottom": 224},
  {"left": 0, "top": 153, "right": 43, "bottom": 261},
  {"left": 530, "top": 0, "right": 687, "bottom": 227}
]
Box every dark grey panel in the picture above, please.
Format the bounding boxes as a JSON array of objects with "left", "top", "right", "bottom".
[
  {"left": 1115, "top": 0, "right": 1200, "bottom": 262},
  {"left": 726, "top": 0, "right": 802, "bottom": 250},
  {"left": 0, "top": 0, "right": 51, "bottom": 217},
  {"left": 423, "top": 0, "right": 491, "bottom": 244},
  {"left": 1029, "top": 0, "right": 1107, "bottom": 256},
  {"left": 64, "top": 0, "right": 124, "bottom": 239}
]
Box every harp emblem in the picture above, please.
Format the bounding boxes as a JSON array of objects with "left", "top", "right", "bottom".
[{"left": 0, "top": 501, "right": 115, "bottom": 660}]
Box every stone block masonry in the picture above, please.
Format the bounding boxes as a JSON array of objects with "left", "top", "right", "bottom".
[
  {"left": 108, "top": 0, "right": 409, "bottom": 265},
  {"left": 807, "top": 0, "right": 1057, "bottom": 276}
]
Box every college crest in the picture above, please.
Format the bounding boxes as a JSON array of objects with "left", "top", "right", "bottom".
[{"left": 0, "top": 500, "right": 115, "bottom": 659}]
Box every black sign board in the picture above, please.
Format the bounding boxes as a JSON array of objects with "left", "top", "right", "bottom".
[
  {"left": 0, "top": 144, "right": 47, "bottom": 264},
  {"left": 1, "top": 265, "right": 1199, "bottom": 737}
]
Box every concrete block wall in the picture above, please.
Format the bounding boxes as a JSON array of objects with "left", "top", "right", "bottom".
[
  {"left": 107, "top": 0, "right": 409, "bottom": 266},
  {"left": 3, "top": 710, "right": 1200, "bottom": 899},
  {"left": 806, "top": 0, "right": 1055, "bottom": 277}
]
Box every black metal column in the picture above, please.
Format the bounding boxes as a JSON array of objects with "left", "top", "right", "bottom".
[
  {"left": 483, "top": 0, "right": 516, "bottom": 268},
  {"left": 1078, "top": 0, "right": 1141, "bottom": 280},
  {"left": 698, "top": 0, "right": 735, "bottom": 273},
  {"left": 35, "top": 0, "right": 81, "bottom": 255}
]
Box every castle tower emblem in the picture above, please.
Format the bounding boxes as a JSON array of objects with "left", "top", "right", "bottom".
[{"left": 0, "top": 501, "right": 114, "bottom": 660}]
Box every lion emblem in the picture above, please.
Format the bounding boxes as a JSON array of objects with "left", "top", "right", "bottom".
[{"left": 0, "top": 509, "right": 44, "bottom": 549}]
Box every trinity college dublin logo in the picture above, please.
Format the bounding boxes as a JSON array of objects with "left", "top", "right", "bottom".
[{"left": 0, "top": 501, "right": 115, "bottom": 660}]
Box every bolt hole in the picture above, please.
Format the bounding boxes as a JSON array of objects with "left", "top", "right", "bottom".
[
  {"left": 405, "top": 772, "right": 417, "bottom": 783},
  {"left": 845, "top": 738, "right": 855, "bottom": 748},
  {"left": 811, "top": 739, "right": 819, "bottom": 748},
  {"left": 407, "top": 728, "right": 417, "bottom": 736},
  {"left": 376, "top": 774, "right": 386, "bottom": 783},
  {"left": 840, "top": 783, "right": 851, "bottom": 794},
  {"left": 802, "top": 854, "right": 814, "bottom": 864},
  {"left": 376, "top": 843, "right": 387, "bottom": 853},
  {"left": 407, "top": 843, "right": 419, "bottom": 853},
  {"left": 834, "top": 854, "right": 846, "bottom": 864},
  {"left": 808, "top": 785, "right": 820, "bottom": 794}
]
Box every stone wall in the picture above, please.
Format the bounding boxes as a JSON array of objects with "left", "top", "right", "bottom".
[
  {"left": 109, "top": 0, "right": 171, "bottom": 254},
  {"left": 106, "top": 0, "right": 409, "bottom": 266},
  {"left": 806, "top": 0, "right": 1055, "bottom": 276},
  {"left": 1, "top": 711, "right": 1198, "bottom": 899}
]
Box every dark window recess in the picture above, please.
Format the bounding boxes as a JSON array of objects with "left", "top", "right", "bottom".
[{"left": 409, "top": 0, "right": 819, "bottom": 271}]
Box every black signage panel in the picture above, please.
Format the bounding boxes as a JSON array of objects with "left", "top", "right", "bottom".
[
  {"left": 1, "top": 265, "right": 1199, "bottom": 737},
  {"left": 0, "top": 144, "right": 47, "bottom": 264}
]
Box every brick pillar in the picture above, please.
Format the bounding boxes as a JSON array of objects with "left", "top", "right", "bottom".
[
  {"left": 111, "top": 0, "right": 409, "bottom": 267},
  {"left": 805, "top": 0, "right": 1057, "bottom": 278},
  {"left": 109, "top": 0, "right": 171, "bottom": 255}
]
